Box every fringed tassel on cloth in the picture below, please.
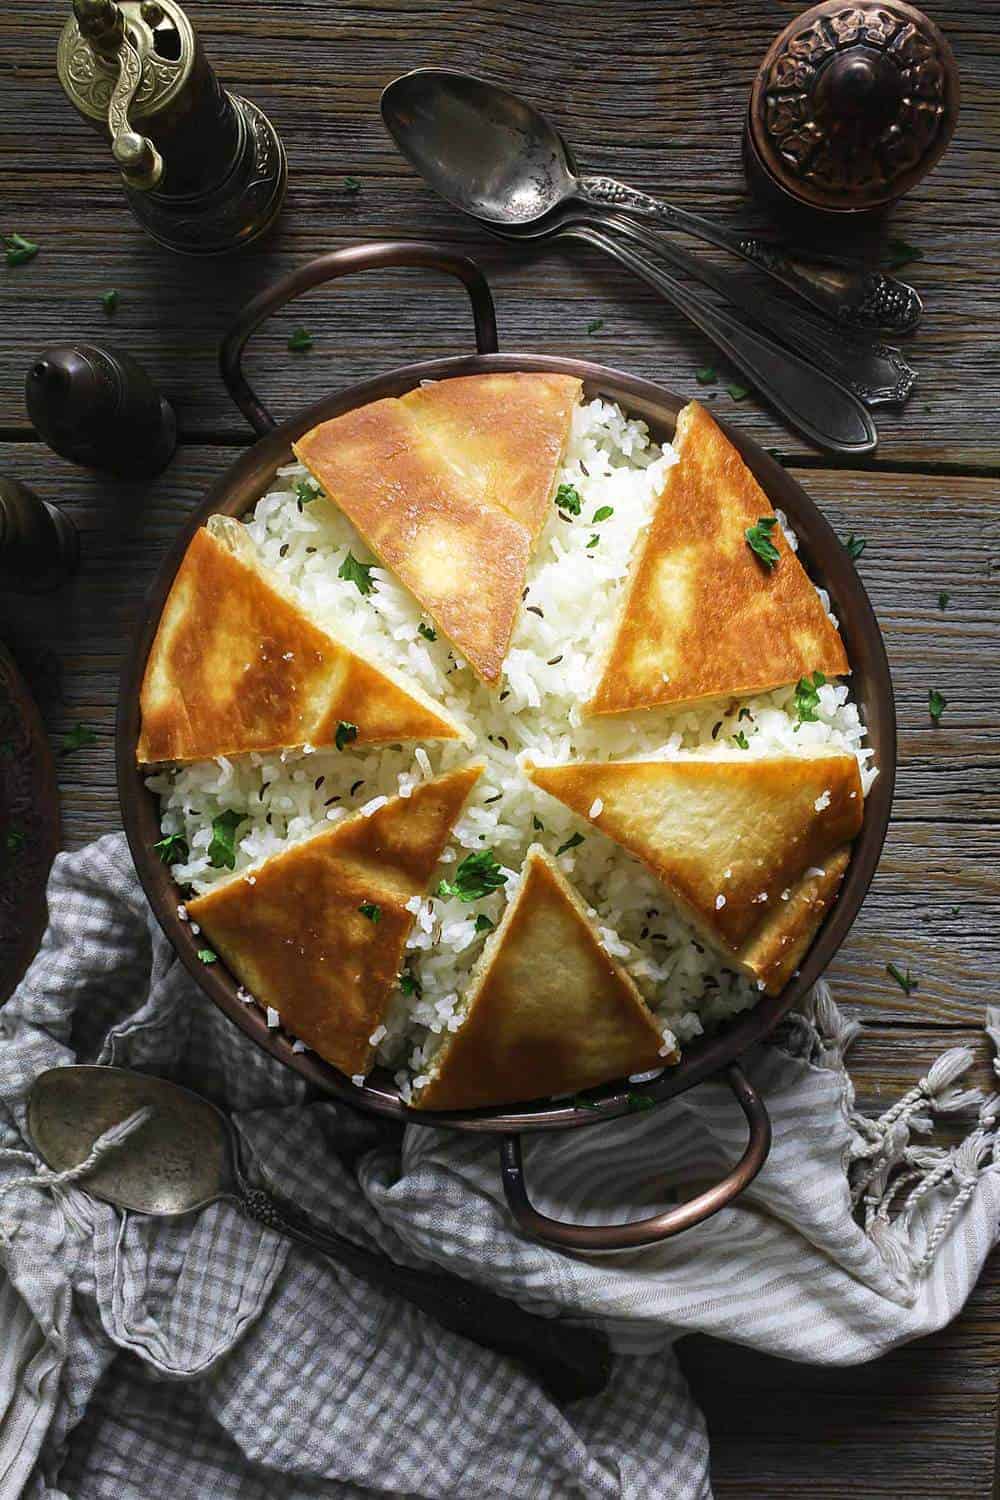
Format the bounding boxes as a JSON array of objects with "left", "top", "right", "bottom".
[{"left": 782, "top": 984, "right": 1000, "bottom": 1294}]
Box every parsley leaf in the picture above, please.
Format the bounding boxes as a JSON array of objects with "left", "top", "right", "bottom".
[
  {"left": 359, "top": 902, "right": 381, "bottom": 922},
  {"left": 417, "top": 622, "right": 437, "bottom": 642},
  {"left": 794, "top": 671, "right": 827, "bottom": 723},
  {"left": 555, "top": 483, "right": 582, "bottom": 516},
  {"left": 0, "top": 739, "right": 14, "bottom": 758},
  {"left": 586, "top": 318, "right": 604, "bottom": 334},
  {"left": 733, "top": 729, "right": 749, "bottom": 749},
  {"left": 335, "top": 720, "right": 359, "bottom": 751},
  {"left": 474, "top": 913, "right": 495, "bottom": 932},
  {"left": 555, "top": 831, "right": 585, "bottom": 857},
  {"left": 586, "top": 533, "right": 599, "bottom": 548},
  {"left": 287, "top": 327, "right": 314, "bottom": 353},
  {"left": 738, "top": 706, "right": 753, "bottom": 721},
  {"left": 727, "top": 383, "right": 751, "bottom": 401},
  {"left": 60, "top": 723, "right": 98, "bottom": 755},
  {"left": 745, "top": 516, "right": 780, "bottom": 569},
  {"left": 398, "top": 967, "right": 421, "bottom": 996},
  {"left": 886, "top": 961, "right": 918, "bottom": 995},
  {"left": 437, "top": 849, "right": 505, "bottom": 903},
  {"left": 154, "top": 832, "right": 189, "bottom": 865},
  {"left": 885, "top": 238, "right": 923, "bottom": 271},
  {"left": 928, "top": 688, "right": 947, "bottom": 724},
  {"left": 197, "top": 947, "right": 217, "bottom": 964},
  {"left": 695, "top": 366, "right": 717, "bottom": 385},
  {"left": 5, "top": 827, "right": 27, "bottom": 854},
  {"left": 338, "top": 550, "right": 377, "bottom": 595},
  {"left": 591, "top": 505, "right": 614, "bottom": 524},
  {"left": 207, "top": 809, "right": 244, "bottom": 870},
  {"left": 101, "top": 288, "right": 119, "bottom": 314},
  {"left": 843, "top": 534, "right": 866, "bottom": 561},
  {"left": 344, "top": 175, "right": 361, "bottom": 193},
  {"left": 938, "top": 591, "right": 949, "bottom": 609},
  {"left": 294, "top": 479, "right": 317, "bottom": 505},
  {"left": 4, "top": 233, "right": 38, "bottom": 267},
  {"left": 626, "top": 1092, "right": 655, "bottom": 1112}
]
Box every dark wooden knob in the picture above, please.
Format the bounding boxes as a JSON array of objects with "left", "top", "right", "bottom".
[
  {"left": 0, "top": 476, "right": 79, "bottom": 594},
  {"left": 25, "top": 344, "right": 176, "bottom": 479}
]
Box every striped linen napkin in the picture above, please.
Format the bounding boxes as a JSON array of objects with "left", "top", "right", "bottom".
[{"left": 1, "top": 833, "right": 997, "bottom": 1500}]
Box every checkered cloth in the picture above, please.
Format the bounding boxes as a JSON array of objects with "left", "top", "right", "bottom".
[{"left": 2, "top": 835, "right": 998, "bottom": 1499}]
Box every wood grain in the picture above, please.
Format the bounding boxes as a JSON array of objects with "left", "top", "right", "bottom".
[{"left": 2, "top": 2, "right": 998, "bottom": 1495}]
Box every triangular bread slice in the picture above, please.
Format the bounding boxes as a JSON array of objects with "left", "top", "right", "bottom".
[
  {"left": 527, "top": 753, "right": 862, "bottom": 994},
  {"left": 587, "top": 400, "right": 849, "bottom": 716},
  {"left": 400, "top": 373, "right": 581, "bottom": 538},
  {"left": 138, "top": 517, "right": 467, "bottom": 764},
  {"left": 293, "top": 374, "right": 581, "bottom": 685},
  {"left": 413, "top": 844, "right": 671, "bottom": 1112},
  {"left": 187, "top": 765, "right": 483, "bottom": 1078}
]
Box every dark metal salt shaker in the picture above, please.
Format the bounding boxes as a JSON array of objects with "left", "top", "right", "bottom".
[
  {"left": 0, "top": 478, "right": 80, "bottom": 594},
  {"left": 25, "top": 344, "right": 177, "bottom": 479}
]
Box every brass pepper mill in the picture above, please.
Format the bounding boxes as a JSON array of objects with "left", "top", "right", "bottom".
[
  {"left": 25, "top": 344, "right": 177, "bottom": 479},
  {"left": 0, "top": 478, "right": 80, "bottom": 594},
  {"left": 744, "top": 1, "right": 959, "bottom": 218},
  {"left": 57, "top": 0, "right": 287, "bottom": 253}
]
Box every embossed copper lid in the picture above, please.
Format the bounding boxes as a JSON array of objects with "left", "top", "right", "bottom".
[{"left": 747, "top": 1, "right": 959, "bottom": 214}]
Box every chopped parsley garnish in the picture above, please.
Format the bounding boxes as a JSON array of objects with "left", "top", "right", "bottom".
[
  {"left": 287, "top": 327, "right": 314, "bottom": 353},
  {"left": 101, "top": 289, "right": 119, "bottom": 314},
  {"left": 0, "top": 738, "right": 14, "bottom": 757},
  {"left": 338, "top": 550, "right": 377, "bottom": 595},
  {"left": 843, "top": 534, "right": 866, "bottom": 561},
  {"left": 359, "top": 902, "right": 381, "bottom": 922},
  {"left": 5, "top": 827, "right": 27, "bottom": 854},
  {"left": 586, "top": 533, "right": 599, "bottom": 548},
  {"left": 885, "top": 237, "right": 922, "bottom": 271},
  {"left": 555, "top": 831, "right": 585, "bottom": 857},
  {"left": 417, "top": 622, "right": 437, "bottom": 641},
  {"left": 197, "top": 948, "right": 217, "bottom": 965},
  {"left": 695, "top": 366, "right": 717, "bottom": 385},
  {"left": 474, "top": 913, "right": 495, "bottom": 933},
  {"left": 154, "top": 832, "right": 189, "bottom": 865},
  {"left": 398, "top": 967, "right": 421, "bottom": 996},
  {"left": 5, "top": 233, "right": 38, "bottom": 267},
  {"left": 591, "top": 505, "right": 614, "bottom": 524},
  {"left": 207, "top": 809, "right": 244, "bottom": 870},
  {"left": 733, "top": 729, "right": 749, "bottom": 749},
  {"left": 794, "top": 671, "right": 827, "bottom": 723},
  {"left": 738, "top": 706, "right": 752, "bottom": 721},
  {"left": 555, "top": 483, "right": 582, "bottom": 515},
  {"left": 344, "top": 175, "right": 361, "bottom": 193},
  {"left": 60, "top": 722, "right": 98, "bottom": 755},
  {"left": 437, "top": 848, "right": 505, "bottom": 903},
  {"left": 294, "top": 479, "right": 316, "bottom": 505},
  {"left": 938, "top": 591, "right": 949, "bottom": 610},
  {"left": 886, "top": 961, "right": 918, "bottom": 995},
  {"left": 928, "top": 687, "right": 947, "bottom": 724},
  {"left": 727, "top": 383, "right": 751, "bottom": 401},
  {"left": 532, "top": 816, "right": 544, "bottom": 831},
  {"left": 335, "top": 720, "right": 359, "bottom": 751},
  {"left": 586, "top": 318, "right": 604, "bottom": 334},
  {"left": 745, "top": 516, "right": 780, "bottom": 569},
  {"left": 626, "top": 1092, "right": 655, "bottom": 1112}
]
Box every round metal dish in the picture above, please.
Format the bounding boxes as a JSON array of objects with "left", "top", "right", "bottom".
[{"left": 117, "top": 241, "right": 896, "bottom": 1249}]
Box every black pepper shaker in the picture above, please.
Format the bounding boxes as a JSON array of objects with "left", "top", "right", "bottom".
[
  {"left": 25, "top": 344, "right": 176, "bottom": 478},
  {"left": 0, "top": 478, "right": 80, "bottom": 594}
]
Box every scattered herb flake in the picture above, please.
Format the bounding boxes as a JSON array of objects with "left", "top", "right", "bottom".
[
  {"left": 938, "top": 591, "right": 949, "bottom": 609},
  {"left": 335, "top": 720, "right": 359, "bottom": 751},
  {"left": 885, "top": 238, "right": 923, "bottom": 271},
  {"left": 474, "top": 913, "right": 495, "bottom": 933},
  {"left": 571, "top": 1093, "right": 601, "bottom": 1111},
  {"left": 586, "top": 318, "right": 604, "bottom": 334},
  {"left": 738, "top": 706, "right": 752, "bottom": 721},
  {"left": 338, "top": 550, "right": 377, "bottom": 595},
  {"left": 294, "top": 479, "right": 316, "bottom": 505},
  {"left": 745, "top": 516, "right": 780, "bottom": 569},
  {"left": 591, "top": 505, "right": 614, "bottom": 523},
  {"left": 886, "top": 961, "right": 918, "bottom": 995},
  {"left": 4, "top": 233, "right": 38, "bottom": 267},
  {"left": 417, "top": 622, "right": 437, "bottom": 641},
  {"left": 207, "top": 809, "right": 244, "bottom": 870},
  {"left": 0, "top": 738, "right": 14, "bottom": 757},
  {"left": 626, "top": 1092, "right": 655, "bottom": 1112},
  {"left": 101, "top": 288, "right": 119, "bottom": 314},
  {"left": 154, "top": 832, "right": 189, "bottom": 865},
  {"left": 5, "top": 827, "right": 27, "bottom": 854},
  {"left": 696, "top": 366, "right": 717, "bottom": 385},
  {"left": 288, "top": 327, "right": 314, "bottom": 353},
  {"left": 344, "top": 175, "right": 361, "bottom": 193},
  {"left": 794, "top": 671, "right": 827, "bottom": 723},
  {"left": 928, "top": 687, "right": 947, "bottom": 724},
  {"left": 197, "top": 947, "right": 217, "bottom": 964},
  {"left": 843, "top": 534, "right": 867, "bottom": 561},
  {"left": 60, "top": 722, "right": 98, "bottom": 755},
  {"left": 555, "top": 831, "right": 585, "bottom": 857},
  {"left": 555, "top": 483, "right": 582, "bottom": 516},
  {"left": 437, "top": 848, "right": 505, "bottom": 903},
  {"left": 733, "top": 730, "right": 749, "bottom": 749},
  {"left": 399, "top": 967, "right": 421, "bottom": 997},
  {"left": 727, "top": 383, "right": 751, "bottom": 401},
  {"left": 586, "top": 533, "right": 599, "bottom": 548},
  {"left": 359, "top": 902, "right": 381, "bottom": 922}
]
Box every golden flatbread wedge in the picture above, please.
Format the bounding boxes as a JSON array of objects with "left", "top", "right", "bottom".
[
  {"left": 401, "top": 373, "right": 581, "bottom": 538},
  {"left": 527, "top": 753, "right": 863, "bottom": 994},
  {"left": 187, "top": 765, "right": 483, "bottom": 1079},
  {"left": 588, "top": 400, "right": 850, "bottom": 715},
  {"left": 137, "top": 519, "right": 467, "bottom": 765},
  {"left": 414, "top": 844, "right": 671, "bottom": 1112}
]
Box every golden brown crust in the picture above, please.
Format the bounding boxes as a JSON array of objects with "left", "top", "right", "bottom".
[
  {"left": 527, "top": 753, "right": 862, "bottom": 990},
  {"left": 137, "top": 526, "right": 465, "bottom": 765},
  {"left": 187, "top": 765, "right": 482, "bottom": 1077},
  {"left": 587, "top": 401, "right": 850, "bottom": 716},
  {"left": 741, "top": 845, "right": 851, "bottom": 993},
  {"left": 413, "top": 844, "right": 670, "bottom": 1111}
]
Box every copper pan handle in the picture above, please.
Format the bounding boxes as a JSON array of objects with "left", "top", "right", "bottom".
[
  {"left": 219, "top": 240, "right": 500, "bottom": 435},
  {"left": 500, "top": 1063, "right": 771, "bottom": 1252}
]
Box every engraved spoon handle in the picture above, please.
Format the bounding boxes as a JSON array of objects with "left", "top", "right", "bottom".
[
  {"left": 564, "top": 220, "right": 876, "bottom": 453},
  {"left": 599, "top": 213, "right": 916, "bottom": 407},
  {"left": 235, "top": 1178, "right": 611, "bottom": 1402},
  {"left": 578, "top": 175, "right": 921, "bottom": 334}
]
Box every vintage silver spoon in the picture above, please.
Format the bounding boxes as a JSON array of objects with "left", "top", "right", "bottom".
[
  {"left": 26, "top": 1065, "right": 611, "bottom": 1402},
  {"left": 381, "top": 68, "right": 921, "bottom": 334}
]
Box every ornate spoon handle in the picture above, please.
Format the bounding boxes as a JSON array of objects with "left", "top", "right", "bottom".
[
  {"left": 579, "top": 175, "right": 921, "bottom": 334},
  {"left": 236, "top": 1178, "right": 611, "bottom": 1402}
]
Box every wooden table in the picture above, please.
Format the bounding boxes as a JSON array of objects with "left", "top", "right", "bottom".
[{"left": 2, "top": 2, "right": 998, "bottom": 1493}]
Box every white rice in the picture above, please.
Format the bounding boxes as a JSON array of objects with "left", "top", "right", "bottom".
[{"left": 148, "top": 396, "right": 876, "bottom": 1097}]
